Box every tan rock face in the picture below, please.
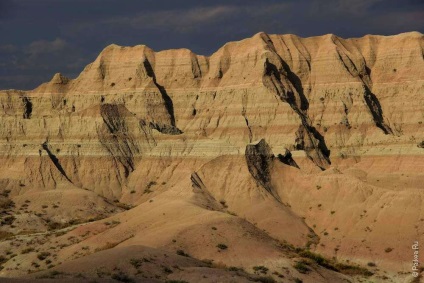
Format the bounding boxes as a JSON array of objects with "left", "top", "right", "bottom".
[{"left": 0, "top": 32, "right": 423, "bottom": 282}]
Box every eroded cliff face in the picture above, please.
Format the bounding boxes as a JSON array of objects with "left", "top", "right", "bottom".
[
  {"left": 2, "top": 32, "right": 422, "bottom": 192},
  {"left": 0, "top": 32, "right": 423, "bottom": 282}
]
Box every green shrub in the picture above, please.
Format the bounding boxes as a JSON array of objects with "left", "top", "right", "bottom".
[
  {"left": 335, "top": 263, "right": 374, "bottom": 276},
  {"left": 255, "top": 276, "right": 276, "bottom": 283},
  {"left": 0, "top": 190, "right": 11, "bottom": 197},
  {"left": 297, "top": 250, "right": 373, "bottom": 276},
  {"left": 1, "top": 215, "right": 16, "bottom": 225},
  {"left": 36, "top": 270, "right": 64, "bottom": 279},
  {"left": 228, "top": 266, "right": 244, "bottom": 271},
  {"left": 217, "top": 243, "right": 228, "bottom": 250},
  {"left": 37, "top": 252, "right": 51, "bottom": 260},
  {"left": 294, "top": 260, "right": 310, "bottom": 274},
  {"left": 111, "top": 271, "right": 134, "bottom": 283},
  {"left": 0, "top": 198, "right": 14, "bottom": 209},
  {"left": 367, "top": 262, "right": 376, "bottom": 267},
  {"left": 298, "top": 250, "right": 334, "bottom": 270},
  {"left": 176, "top": 250, "right": 190, "bottom": 257},
  {"left": 94, "top": 242, "right": 120, "bottom": 252},
  {"left": 162, "top": 266, "right": 173, "bottom": 274},
  {"left": 146, "top": 181, "right": 157, "bottom": 190},
  {"left": 21, "top": 247, "right": 35, "bottom": 254},
  {"left": 129, "top": 258, "right": 142, "bottom": 269},
  {"left": 253, "top": 265, "right": 269, "bottom": 274},
  {"left": 0, "top": 231, "right": 13, "bottom": 240}
]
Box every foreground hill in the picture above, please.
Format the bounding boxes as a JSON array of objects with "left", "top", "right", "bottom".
[{"left": 0, "top": 31, "right": 423, "bottom": 283}]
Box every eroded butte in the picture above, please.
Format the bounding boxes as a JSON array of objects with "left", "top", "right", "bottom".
[{"left": 0, "top": 31, "right": 423, "bottom": 283}]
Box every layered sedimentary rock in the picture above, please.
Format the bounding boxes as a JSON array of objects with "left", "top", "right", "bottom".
[{"left": 0, "top": 31, "right": 423, "bottom": 282}]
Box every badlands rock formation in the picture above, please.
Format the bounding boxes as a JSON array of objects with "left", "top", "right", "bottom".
[{"left": 0, "top": 31, "right": 423, "bottom": 282}]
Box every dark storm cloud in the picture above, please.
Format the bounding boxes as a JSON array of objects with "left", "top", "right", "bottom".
[
  {"left": 0, "top": 0, "right": 422, "bottom": 90},
  {"left": 0, "top": 0, "right": 15, "bottom": 18}
]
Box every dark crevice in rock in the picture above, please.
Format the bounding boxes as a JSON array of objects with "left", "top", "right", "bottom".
[
  {"left": 356, "top": 60, "right": 392, "bottom": 135},
  {"left": 277, "top": 149, "right": 299, "bottom": 169},
  {"left": 279, "top": 60, "right": 309, "bottom": 111},
  {"left": 139, "top": 119, "right": 157, "bottom": 145},
  {"left": 99, "top": 104, "right": 140, "bottom": 177},
  {"left": 191, "top": 172, "right": 206, "bottom": 190},
  {"left": 365, "top": 66, "right": 372, "bottom": 77},
  {"left": 244, "top": 117, "right": 253, "bottom": 143},
  {"left": 264, "top": 58, "right": 309, "bottom": 112},
  {"left": 142, "top": 58, "right": 155, "bottom": 78},
  {"left": 157, "top": 84, "right": 177, "bottom": 126},
  {"left": 41, "top": 141, "right": 73, "bottom": 184},
  {"left": 305, "top": 124, "right": 331, "bottom": 158},
  {"left": 241, "top": 92, "right": 253, "bottom": 143},
  {"left": 295, "top": 124, "right": 330, "bottom": 170},
  {"left": 190, "top": 172, "right": 224, "bottom": 211},
  {"left": 149, "top": 122, "right": 183, "bottom": 135},
  {"left": 22, "top": 97, "right": 32, "bottom": 119},
  {"left": 363, "top": 86, "right": 393, "bottom": 135},
  {"left": 245, "top": 139, "right": 280, "bottom": 201},
  {"left": 263, "top": 59, "right": 331, "bottom": 169},
  {"left": 143, "top": 59, "right": 178, "bottom": 128},
  {"left": 217, "top": 46, "right": 231, "bottom": 79},
  {"left": 100, "top": 104, "right": 126, "bottom": 134},
  {"left": 191, "top": 55, "right": 202, "bottom": 79},
  {"left": 340, "top": 102, "right": 352, "bottom": 129},
  {"left": 98, "top": 60, "right": 106, "bottom": 80},
  {"left": 335, "top": 48, "right": 360, "bottom": 79},
  {"left": 342, "top": 101, "right": 349, "bottom": 115}
]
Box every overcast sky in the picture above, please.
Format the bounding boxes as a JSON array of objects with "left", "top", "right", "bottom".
[{"left": 0, "top": 0, "right": 423, "bottom": 90}]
